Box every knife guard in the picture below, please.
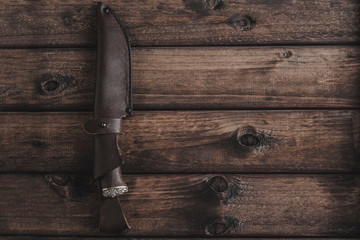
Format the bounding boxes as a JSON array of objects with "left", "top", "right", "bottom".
[{"left": 83, "top": 2, "right": 132, "bottom": 232}]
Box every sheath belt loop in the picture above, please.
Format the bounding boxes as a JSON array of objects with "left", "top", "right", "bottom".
[{"left": 83, "top": 118, "right": 123, "bottom": 135}]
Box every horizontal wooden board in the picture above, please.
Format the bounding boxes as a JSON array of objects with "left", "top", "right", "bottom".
[
  {"left": 1, "top": 110, "right": 359, "bottom": 173},
  {"left": 1, "top": 0, "right": 359, "bottom": 47},
  {"left": 0, "top": 238, "right": 354, "bottom": 240},
  {"left": 0, "top": 174, "right": 359, "bottom": 236},
  {"left": 0, "top": 46, "right": 359, "bottom": 110}
]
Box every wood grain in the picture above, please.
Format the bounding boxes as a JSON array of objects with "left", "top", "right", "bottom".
[
  {"left": 1, "top": 110, "right": 359, "bottom": 173},
  {"left": 0, "top": 0, "right": 359, "bottom": 47},
  {"left": 0, "top": 238, "right": 354, "bottom": 240},
  {"left": 0, "top": 46, "right": 359, "bottom": 110},
  {"left": 0, "top": 174, "right": 359, "bottom": 236}
]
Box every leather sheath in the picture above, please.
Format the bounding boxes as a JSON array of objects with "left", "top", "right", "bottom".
[{"left": 83, "top": 2, "right": 132, "bottom": 232}]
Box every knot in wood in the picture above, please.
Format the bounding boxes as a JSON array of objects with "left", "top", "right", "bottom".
[
  {"left": 207, "top": 175, "right": 229, "bottom": 192},
  {"left": 227, "top": 14, "right": 255, "bottom": 31},
  {"left": 46, "top": 174, "right": 70, "bottom": 187},
  {"left": 45, "top": 175, "right": 96, "bottom": 198},
  {"left": 61, "top": 12, "right": 78, "bottom": 27},
  {"left": 183, "top": 0, "right": 223, "bottom": 14},
  {"left": 206, "top": 221, "right": 227, "bottom": 236},
  {"left": 239, "top": 133, "right": 259, "bottom": 147},
  {"left": 283, "top": 50, "right": 293, "bottom": 58},
  {"left": 39, "top": 73, "right": 73, "bottom": 95},
  {"left": 41, "top": 80, "right": 60, "bottom": 92},
  {"left": 32, "top": 140, "right": 48, "bottom": 149}
]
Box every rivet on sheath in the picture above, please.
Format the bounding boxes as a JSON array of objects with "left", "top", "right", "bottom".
[
  {"left": 126, "top": 107, "right": 132, "bottom": 114},
  {"left": 101, "top": 123, "right": 107, "bottom": 128},
  {"left": 103, "top": 7, "right": 109, "bottom": 13}
]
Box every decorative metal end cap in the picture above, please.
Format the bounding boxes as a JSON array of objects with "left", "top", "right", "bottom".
[{"left": 102, "top": 186, "right": 128, "bottom": 197}]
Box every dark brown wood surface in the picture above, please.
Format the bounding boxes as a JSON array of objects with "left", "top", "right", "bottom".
[
  {"left": 1, "top": 174, "right": 359, "bottom": 236},
  {"left": 0, "top": 46, "right": 359, "bottom": 111},
  {"left": 1, "top": 110, "right": 359, "bottom": 173},
  {"left": 1, "top": 0, "right": 359, "bottom": 238},
  {"left": 1, "top": 0, "right": 359, "bottom": 47},
  {"left": 1, "top": 238, "right": 354, "bottom": 240},
  {"left": 0, "top": 238, "right": 354, "bottom": 240}
]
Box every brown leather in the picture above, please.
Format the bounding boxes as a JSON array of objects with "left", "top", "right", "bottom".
[
  {"left": 100, "top": 166, "right": 128, "bottom": 190},
  {"left": 83, "top": 118, "right": 123, "bottom": 135},
  {"left": 84, "top": 2, "right": 132, "bottom": 232},
  {"left": 94, "top": 1, "right": 132, "bottom": 180}
]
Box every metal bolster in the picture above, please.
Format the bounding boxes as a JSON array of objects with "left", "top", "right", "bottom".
[{"left": 83, "top": 118, "right": 123, "bottom": 135}]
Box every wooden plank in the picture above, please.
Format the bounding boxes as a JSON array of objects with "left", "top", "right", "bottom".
[
  {"left": 0, "top": 46, "right": 359, "bottom": 110},
  {"left": 0, "top": 174, "right": 359, "bottom": 236},
  {"left": 1, "top": 110, "right": 359, "bottom": 173},
  {"left": 0, "top": 235, "right": 358, "bottom": 240},
  {"left": 0, "top": 0, "right": 359, "bottom": 47},
  {"left": 0, "top": 238, "right": 354, "bottom": 240}
]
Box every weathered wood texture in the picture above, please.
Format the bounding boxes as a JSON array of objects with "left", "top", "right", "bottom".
[
  {"left": 0, "top": 174, "right": 359, "bottom": 236},
  {"left": 0, "top": 238, "right": 354, "bottom": 240},
  {"left": 1, "top": 111, "right": 359, "bottom": 173},
  {"left": 0, "top": 46, "right": 359, "bottom": 110},
  {"left": 0, "top": 0, "right": 359, "bottom": 47}
]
